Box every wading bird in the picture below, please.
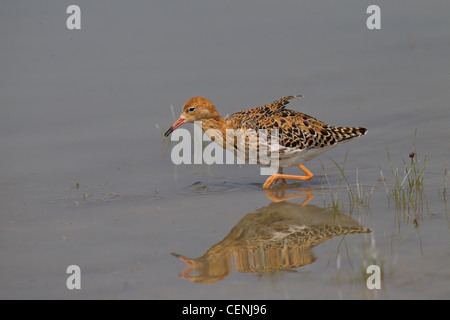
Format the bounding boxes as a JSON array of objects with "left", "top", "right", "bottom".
[{"left": 164, "top": 95, "right": 367, "bottom": 188}]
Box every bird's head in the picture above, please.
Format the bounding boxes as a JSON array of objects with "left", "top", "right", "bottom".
[{"left": 164, "top": 97, "right": 220, "bottom": 137}]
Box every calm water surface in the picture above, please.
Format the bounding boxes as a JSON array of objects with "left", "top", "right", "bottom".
[{"left": 1, "top": 1, "right": 449, "bottom": 299}]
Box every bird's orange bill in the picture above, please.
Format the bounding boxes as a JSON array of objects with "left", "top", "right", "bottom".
[{"left": 164, "top": 117, "right": 185, "bottom": 137}]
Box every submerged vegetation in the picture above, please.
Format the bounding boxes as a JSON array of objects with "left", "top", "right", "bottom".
[
  {"left": 382, "top": 146, "right": 430, "bottom": 229},
  {"left": 53, "top": 183, "right": 121, "bottom": 207},
  {"left": 380, "top": 130, "right": 431, "bottom": 230},
  {"left": 319, "top": 130, "right": 433, "bottom": 230},
  {"left": 319, "top": 152, "right": 374, "bottom": 214}
]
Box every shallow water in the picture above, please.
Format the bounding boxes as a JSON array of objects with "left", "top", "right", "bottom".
[{"left": 1, "top": 1, "right": 449, "bottom": 299}]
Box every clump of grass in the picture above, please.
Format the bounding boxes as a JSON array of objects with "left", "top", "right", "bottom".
[
  {"left": 381, "top": 130, "right": 430, "bottom": 229},
  {"left": 319, "top": 153, "right": 373, "bottom": 214},
  {"left": 330, "top": 158, "right": 374, "bottom": 211},
  {"left": 319, "top": 159, "right": 344, "bottom": 213}
]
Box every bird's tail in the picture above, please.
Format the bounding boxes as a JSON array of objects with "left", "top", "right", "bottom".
[{"left": 330, "top": 126, "right": 368, "bottom": 143}]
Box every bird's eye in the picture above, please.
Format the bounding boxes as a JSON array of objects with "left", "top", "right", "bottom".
[{"left": 188, "top": 107, "right": 195, "bottom": 112}]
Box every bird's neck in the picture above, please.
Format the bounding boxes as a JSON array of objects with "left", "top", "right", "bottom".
[
  {"left": 200, "top": 117, "right": 227, "bottom": 134},
  {"left": 200, "top": 117, "right": 231, "bottom": 149}
]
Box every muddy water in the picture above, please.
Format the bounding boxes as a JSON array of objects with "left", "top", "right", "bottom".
[{"left": 1, "top": 1, "right": 449, "bottom": 299}]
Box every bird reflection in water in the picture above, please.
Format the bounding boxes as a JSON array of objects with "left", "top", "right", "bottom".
[{"left": 171, "top": 187, "right": 372, "bottom": 284}]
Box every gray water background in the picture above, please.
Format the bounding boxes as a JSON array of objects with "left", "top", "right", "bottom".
[{"left": 1, "top": 1, "right": 449, "bottom": 299}]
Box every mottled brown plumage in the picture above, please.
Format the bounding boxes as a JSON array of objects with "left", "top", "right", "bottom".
[
  {"left": 165, "top": 95, "right": 367, "bottom": 188},
  {"left": 227, "top": 95, "right": 367, "bottom": 151}
]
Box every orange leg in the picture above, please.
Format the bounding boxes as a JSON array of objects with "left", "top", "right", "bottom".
[
  {"left": 278, "top": 168, "right": 288, "bottom": 185},
  {"left": 263, "top": 164, "right": 314, "bottom": 189},
  {"left": 263, "top": 186, "right": 315, "bottom": 204}
]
